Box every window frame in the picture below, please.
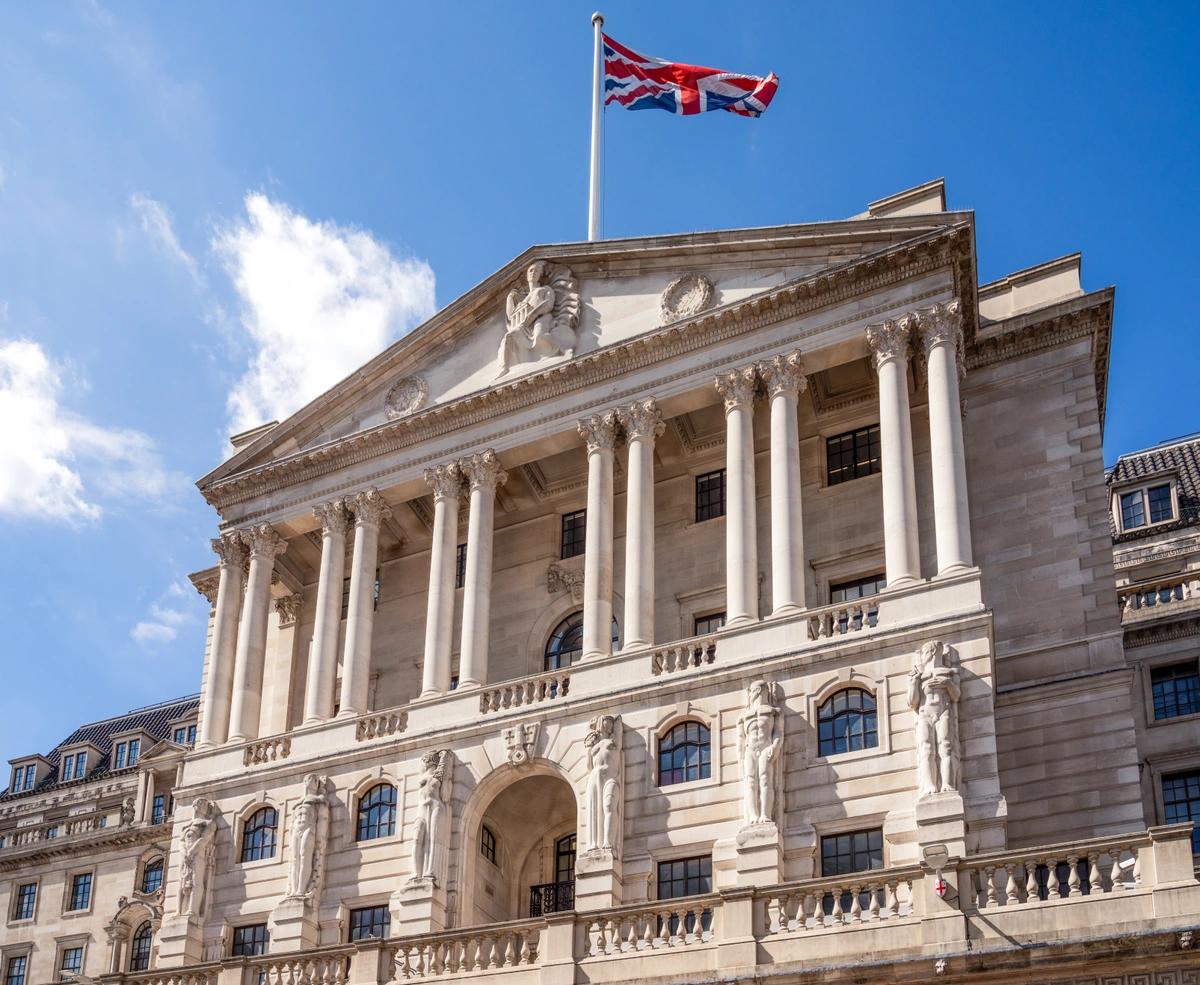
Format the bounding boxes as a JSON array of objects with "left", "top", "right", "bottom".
[
  {"left": 480, "top": 824, "right": 498, "bottom": 866},
  {"left": 694, "top": 469, "right": 727, "bottom": 523},
  {"left": 347, "top": 904, "right": 391, "bottom": 942},
  {"left": 355, "top": 784, "right": 398, "bottom": 843},
  {"left": 819, "top": 827, "right": 886, "bottom": 878},
  {"left": 560, "top": 509, "right": 587, "bottom": 560},
  {"left": 57, "top": 941, "right": 86, "bottom": 980},
  {"left": 807, "top": 672, "right": 892, "bottom": 764},
  {"left": 65, "top": 871, "right": 93, "bottom": 913},
  {"left": 1114, "top": 480, "right": 1178, "bottom": 533},
  {"left": 657, "top": 721, "right": 712, "bottom": 788},
  {"left": 655, "top": 854, "right": 713, "bottom": 901},
  {"left": 239, "top": 806, "right": 279, "bottom": 864},
  {"left": 230, "top": 923, "right": 269, "bottom": 958},
  {"left": 543, "top": 611, "right": 619, "bottom": 671},
  {"left": 4, "top": 954, "right": 28, "bottom": 985},
  {"left": 1160, "top": 767, "right": 1200, "bottom": 856},
  {"left": 816, "top": 687, "right": 880, "bottom": 759},
  {"left": 825, "top": 424, "right": 882, "bottom": 487},
  {"left": 128, "top": 921, "right": 153, "bottom": 972},
  {"left": 455, "top": 543, "right": 467, "bottom": 589},
  {"left": 140, "top": 856, "right": 165, "bottom": 896},
  {"left": 10, "top": 882, "right": 37, "bottom": 923},
  {"left": 1149, "top": 658, "right": 1200, "bottom": 723},
  {"left": 692, "top": 612, "right": 726, "bottom": 637}
]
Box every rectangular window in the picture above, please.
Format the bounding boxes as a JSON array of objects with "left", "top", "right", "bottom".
[
  {"left": 61, "top": 755, "right": 73, "bottom": 780},
  {"left": 188, "top": 724, "right": 196, "bottom": 745},
  {"left": 1163, "top": 770, "right": 1200, "bottom": 855},
  {"left": 821, "top": 828, "right": 884, "bottom": 876},
  {"left": 173, "top": 727, "right": 185, "bottom": 744},
  {"left": 694, "top": 469, "right": 726, "bottom": 522},
  {"left": 830, "top": 574, "right": 887, "bottom": 604},
  {"left": 4, "top": 956, "right": 26, "bottom": 985},
  {"left": 1120, "top": 489, "right": 1146, "bottom": 530},
  {"left": 561, "top": 510, "right": 586, "bottom": 560},
  {"left": 480, "top": 825, "right": 497, "bottom": 864},
  {"left": 59, "top": 946, "right": 83, "bottom": 977},
  {"left": 114, "top": 743, "right": 127, "bottom": 770},
  {"left": 152, "top": 794, "right": 166, "bottom": 824},
  {"left": 10, "top": 767, "right": 22, "bottom": 792},
  {"left": 74, "top": 753, "right": 86, "bottom": 779},
  {"left": 231, "top": 924, "right": 269, "bottom": 957},
  {"left": 68, "top": 872, "right": 92, "bottom": 911},
  {"left": 12, "top": 883, "right": 36, "bottom": 921},
  {"left": 22, "top": 767, "right": 34, "bottom": 792},
  {"left": 1151, "top": 661, "right": 1200, "bottom": 721},
  {"left": 693, "top": 612, "right": 726, "bottom": 636},
  {"left": 826, "top": 425, "right": 882, "bottom": 486},
  {"left": 1148, "top": 483, "right": 1174, "bottom": 523},
  {"left": 348, "top": 905, "right": 391, "bottom": 941},
  {"left": 455, "top": 543, "right": 467, "bottom": 589},
  {"left": 127, "top": 739, "right": 140, "bottom": 766},
  {"left": 656, "top": 855, "right": 712, "bottom": 900}
]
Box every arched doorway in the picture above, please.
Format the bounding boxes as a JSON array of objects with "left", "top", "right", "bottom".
[{"left": 461, "top": 770, "right": 577, "bottom": 926}]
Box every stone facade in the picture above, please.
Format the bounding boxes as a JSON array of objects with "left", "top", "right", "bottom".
[{"left": 3, "top": 179, "right": 1199, "bottom": 984}]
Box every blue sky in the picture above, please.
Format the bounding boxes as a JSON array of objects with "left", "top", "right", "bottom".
[{"left": 1, "top": 1, "right": 1196, "bottom": 761}]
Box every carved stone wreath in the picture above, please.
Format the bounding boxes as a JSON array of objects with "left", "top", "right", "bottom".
[
  {"left": 384, "top": 377, "right": 429, "bottom": 420},
  {"left": 659, "top": 273, "right": 715, "bottom": 324}
]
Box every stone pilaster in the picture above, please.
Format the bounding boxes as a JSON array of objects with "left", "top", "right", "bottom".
[{"left": 338, "top": 489, "right": 391, "bottom": 718}]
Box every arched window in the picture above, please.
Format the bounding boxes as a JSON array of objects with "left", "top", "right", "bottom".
[
  {"left": 141, "top": 857, "right": 164, "bottom": 894},
  {"left": 129, "top": 920, "right": 153, "bottom": 971},
  {"left": 480, "top": 824, "right": 497, "bottom": 865},
  {"left": 356, "top": 784, "right": 397, "bottom": 842},
  {"left": 240, "top": 807, "right": 278, "bottom": 863},
  {"left": 817, "top": 688, "right": 878, "bottom": 757},
  {"left": 659, "top": 721, "right": 711, "bottom": 786},
  {"left": 544, "top": 612, "right": 619, "bottom": 670}
]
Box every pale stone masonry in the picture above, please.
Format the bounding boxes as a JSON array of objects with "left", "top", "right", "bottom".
[{"left": 3, "top": 179, "right": 1200, "bottom": 985}]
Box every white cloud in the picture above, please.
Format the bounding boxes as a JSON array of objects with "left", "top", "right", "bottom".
[
  {"left": 0, "top": 337, "right": 181, "bottom": 524},
  {"left": 130, "top": 581, "right": 200, "bottom": 647},
  {"left": 131, "top": 620, "right": 176, "bottom": 644},
  {"left": 214, "top": 193, "right": 435, "bottom": 438},
  {"left": 129, "top": 192, "right": 200, "bottom": 283}
]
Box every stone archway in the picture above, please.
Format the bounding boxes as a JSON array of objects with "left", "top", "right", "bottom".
[
  {"left": 457, "top": 765, "right": 578, "bottom": 927},
  {"left": 104, "top": 892, "right": 162, "bottom": 973}
]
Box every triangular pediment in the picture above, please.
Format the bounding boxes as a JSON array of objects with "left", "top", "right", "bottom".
[{"left": 202, "top": 201, "right": 965, "bottom": 489}]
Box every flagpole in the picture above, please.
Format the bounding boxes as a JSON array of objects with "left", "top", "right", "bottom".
[{"left": 588, "top": 11, "right": 604, "bottom": 242}]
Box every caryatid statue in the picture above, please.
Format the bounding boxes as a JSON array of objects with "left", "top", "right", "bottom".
[
  {"left": 411, "top": 750, "right": 450, "bottom": 882},
  {"left": 907, "top": 640, "right": 962, "bottom": 798},
  {"left": 285, "top": 774, "right": 330, "bottom": 903},
  {"left": 736, "top": 679, "right": 783, "bottom": 826},
  {"left": 497, "top": 261, "right": 581, "bottom": 374},
  {"left": 583, "top": 714, "right": 623, "bottom": 852},
  {"left": 177, "top": 798, "right": 218, "bottom": 918}
]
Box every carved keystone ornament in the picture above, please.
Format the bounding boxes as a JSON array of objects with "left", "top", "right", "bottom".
[{"left": 502, "top": 721, "right": 541, "bottom": 767}]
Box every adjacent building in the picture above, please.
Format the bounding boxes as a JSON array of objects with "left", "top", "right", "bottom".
[{"left": 2, "top": 179, "right": 1197, "bottom": 984}]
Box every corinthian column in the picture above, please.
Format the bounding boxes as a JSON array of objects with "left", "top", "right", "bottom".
[
  {"left": 619, "top": 398, "right": 664, "bottom": 650},
  {"left": 579, "top": 412, "right": 620, "bottom": 659},
  {"left": 227, "top": 524, "right": 288, "bottom": 743},
  {"left": 196, "top": 533, "right": 246, "bottom": 749},
  {"left": 758, "top": 351, "right": 807, "bottom": 616},
  {"left": 867, "top": 317, "right": 921, "bottom": 587},
  {"left": 421, "top": 463, "right": 463, "bottom": 697},
  {"left": 457, "top": 451, "right": 507, "bottom": 688},
  {"left": 921, "top": 300, "right": 973, "bottom": 574},
  {"left": 715, "top": 366, "right": 760, "bottom": 627},
  {"left": 338, "top": 489, "right": 391, "bottom": 717},
  {"left": 302, "top": 500, "right": 350, "bottom": 725}
]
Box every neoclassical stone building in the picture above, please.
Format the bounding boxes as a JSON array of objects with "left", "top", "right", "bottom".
[{"left": 3, "top": 179, "right": 1199, "bottom": 984}]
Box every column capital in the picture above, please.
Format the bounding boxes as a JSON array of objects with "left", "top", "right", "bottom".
[
  {"left": 313, "top": 499, "right": 351, "bottom": 537},
  {"left": 273, "top": 593, "right": 302, "bottom": 627},
  {"left": 460, "top": 450, "right": 508, "bottom": 492},
  {"left": 424, "top": 462, "right": 464, "bottom": 502},
  {"left": 240, "top": 523, "right": 288, "bottom": 561},
  {"left": 757, "top": 351, "right": 807, "bottom": 398},
  {"left": 865, "top": 317, "right": 914, "bottom": 368},
  {"left": 578, "top": 411, "right": 621, "bottom": 454},
  {"left": 348, "top": 487, "right": 393, "bottom": 526},
  {"left": 211, "top": 531, "right": 247, "bottom": 568},
  {"left": 619, "top": 398, "right": 665, "bottom": 442},
  {"left": 715, "top": 365, "right": 759, "bottom": 413},
  {"left": 919, "top": 299, "right": 965, "bottom": 374}
]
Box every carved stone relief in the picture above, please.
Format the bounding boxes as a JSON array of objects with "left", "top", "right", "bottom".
[
  {"left": 284, "top": 774, "right": 331, "bottom": 905},
  {"left": 410, "top": 750, "right": 451, "bottom": 883},
  {"left": 176, "top": 798, "right": 218, "bottom": 919},
  {"left": 502, "top": 722, "right": 541, "bottom": 767},
  {"left": 659, "top": 273, "right": 715, "bottom": 324},
  {"left": 546, "top": 561, "right": 585, "bottom": 603},
  {"left": 384, "top": 376, "right": 429, "bottom": 420},
  {"left": 497, "top": 261, "right": 581, "bottom": 374},
  {"left": 907, "top": 640, "right": 962, "bottom": 799},
  {"left": 583, "top": 714, "right": 622, "bottom": 853},
  {"left": 736, "top": 680, "right": 783, "bottom": 827}
]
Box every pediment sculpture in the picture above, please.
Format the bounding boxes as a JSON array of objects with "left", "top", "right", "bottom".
[{"left": 497, "top": 261, "right": 581, "bottom": 375}]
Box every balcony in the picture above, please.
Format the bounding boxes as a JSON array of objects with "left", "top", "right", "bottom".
[
  {"left": 1119, "top": 575, "right": 1200, "bottom": 627},
  {"left": 95, "top": 824, "right": 1200, "bottom": 985},
  {"left": 528, "top": 881, "right": 574, "bottom": 917}
]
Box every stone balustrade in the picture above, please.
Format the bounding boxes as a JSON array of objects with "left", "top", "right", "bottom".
[
  {"left": 243, "top": 735, "right": 292, "bottom": 766},
  {"left": 247, "top": 949, "right": 353, "bottom": 984},
  {"left": 806, "top": 597, "right": 878, "bottom": 641},
  {"left": 758, "top": 865, "right": 921, "bottom": 933},
  {"left": 385, "top": 919, "right": 542, "bottom": 978},
  {"left": 356, "top": 710, "right": 408, "bottom": 742},
  {"left": 478, "top": 670, "right": 570, "bottom": 714},
  {"left": 119, "top": 970, "right": 219, "bottom": 985},
  {"left": 3, "top": 808, "right": 111, "bottom": 850},
  {"left": 1119, "top": 575, "right": 1200, "bottom": 623},
  {"left": 582, "top": 894, "right": 719, "bottom": 956},
  {"left": 649, "top": 635, "right": 718, "bottom": 676}
]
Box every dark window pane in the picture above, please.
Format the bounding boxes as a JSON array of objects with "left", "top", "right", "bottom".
[
  {"left": 12, "top": 883, "right": 36, "bottom": 920},
  {"left": 658, "top": 722, "right": 712, "bottom": 786},
  {"left": 693, "top": 612, "right": 726, "bottom": 636},
  {"left": 5, "top": 956, "right": 27, "bottom": 985},
  {"left": 695, "top": 469, "right": 726, "bottom": 522},
  {"left": 231, "top": 924, "right": 269, "bottom": 957},
  {"left": 826, "top": 425, "right": 881, "bottom": 486},
  {"left": 1162, "top": 770, "right": 1200, "bottom": 855},
  {"left": 1120, "top": 490, "right": 1146, "bottom": 530},
  {"left": 240, "top": 807, "right": 278, "bottom": 863},
  {"left": 68, "top": 872, "right": 92, "bottom": 911},
  {"left": 820, "top": 828, "right": 885, "bottom": 877},
  {"left": 480, "top": 825, "right": 497, "bottom": 865},
  {"left": 561, "top": 510, "right": 587, "bottom": 560},
  {"left": 129, "top": 921, "right": 153, "bottom": 971},
  {"left": 356, "top": 784, "right": 397, "bottom": 842},
  {"left": 656, "top": 854, "right": 713, "bottom": 900},
  {"left": 60, "top": 946, "right": 83, "bottom": 975},
  {"left": 817, "top": 688, "right": 879, "bottom": 757},
  {"left": 349, "top": 906, "right": 391, "bottom": 941},
  {"left": 555, "top": 833, "right": 577, "bottom": 884},
  {"left": 544, "top": 613, "right": 618, "bottom": 671},
  {"left": 455, "top": 543, "right": 467, "bottom": 589},
  {"left": 1148, "top": 484, "right": 1174, "bottom": 523},
  {"left": 141, "top": 858, "right": 164, "bottom": 895},
  {"left": 1151, "top": 661, "right": 1200, "bottom": 720}
]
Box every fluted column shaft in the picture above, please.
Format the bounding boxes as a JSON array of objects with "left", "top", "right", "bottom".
[
  {"left": 760, "top": 352, "right": 807, "bottom": 615},
  {"left": 716, "top": 367, "right": 760, "bottom": 627},
  {"left": 338, "top": 489, "right": 391, "bottom": 717},
  {"left": 196, "top": 533, "right": 246, "bottom": 749},
  {"left": 580, "top": 412, "right": 620, "bottom": 659},
  {"left": 922, "top": 300, "right": 973, "bottom": 573},
  {"left": 228, "top": 524, "right": 288, "bottom": 743},
  {"left": 620, "top": 400, "right": 663, "bottom": 649},
  {"left": 458, "top": 452, "right": 507, "bottom": 688},
  {"left": 302, "top": 500, "right": 350, "bottom": 725},
  {"left": 421, "top": 464, "right": 463, "bottom": 697},
  {"left": 868, "top": 318, "right": 921, "bottom": 586}
]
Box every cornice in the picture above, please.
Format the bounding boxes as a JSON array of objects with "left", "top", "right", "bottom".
[
  {"left": 0, "top": 824, "right": 168, "bottom": 872},
  {"left": 1124, "top": 613, "right": 1200, "bottom": 649},
  {"left": 202, "top": 224, "right": 975, "bottom": 512}
]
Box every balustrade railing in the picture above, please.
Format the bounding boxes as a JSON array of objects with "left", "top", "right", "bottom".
[
  {"left": 961, "top": 839, "right": 1143, "bottom": 909},
  {"left": 121, "top": 970, "right": 218, "bottom": 985},
  {"left": 806, "top": 598, "right": 878, "bottom": 641},
  {"left": 528, "top": 880, "right": 574, "bottom": 916},
  {"left": 583, "top": 895, "right": 718, "bottom": 957},
  {"left": 387, "top": 919, "right": 542, "bottom": 978},
  {"left": 758, "top": 867, "right": 920, "bottom": 934},
  {"left": 650, "top": 635, "right": 718, "bottom": 676},
  {"left": 247, "top": 950, "right": 352, "bottom": 984},
  {"left": 479, "top": 670, "right": 570, "bottom": 713},
  {"left": 1119, "top": 576, "right": 1200, "bottom": 621},
  {"left": 3, "top": 809, "right": 110, "bottom": 850},
  {"left": 357, "top": 710, "right": 408, "bottom": 742},
  {"left": 244, "top": 736, "right": 291, "bottom": 766}
]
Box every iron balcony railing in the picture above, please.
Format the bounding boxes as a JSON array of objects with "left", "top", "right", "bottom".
[{"left": 529, "top": 880, "right": 575, "bottom": 917}]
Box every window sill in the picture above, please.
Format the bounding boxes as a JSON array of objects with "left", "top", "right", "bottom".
[
  {"left": 1149, "top": 709, "right": 1200, "bottom": 730},
  {"left": 655, "top": 775, "right": 719, "bottom": 796},
  {"left": 238, "top": 855, "right": 282, "bottom": 870},
  {"left": 808, "top": 743, "right": 885, "bottom": 767},
  {"left": 815, "top": 472, "right": 883, "bottom": 496}
]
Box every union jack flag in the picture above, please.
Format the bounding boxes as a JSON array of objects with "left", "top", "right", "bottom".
[{"left": 603, "top": 34, "right": 778, "bottom": 118}]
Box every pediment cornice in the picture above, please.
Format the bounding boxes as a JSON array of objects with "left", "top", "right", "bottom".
[{"left": 201, "top": 223, "right": 979, "bottom": 511}]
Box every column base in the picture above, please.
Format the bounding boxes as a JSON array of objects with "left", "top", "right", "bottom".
[
  {"left": 934, "top": 563, "right": 976, "bottom": 580},
  {"left": 582, "top": 649, "right": 612, "bottom": 661},
  {"left": 415, "top": 688, "right": 446, "bottom": 702},
  {"left": 883, "top": 575, "right": 921, "bottom": 592},
  {"left": 767, "top": 603, "right": 805, "bottom": 620},
  {"left": 725, "top": 614, "right": 759, "bottom": 630},
  {"left": 226, "top": 732, "right": 251, "bottom": 744},
  {"left": 620, "top": 638, "right": 651, "bottom": 653}
]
